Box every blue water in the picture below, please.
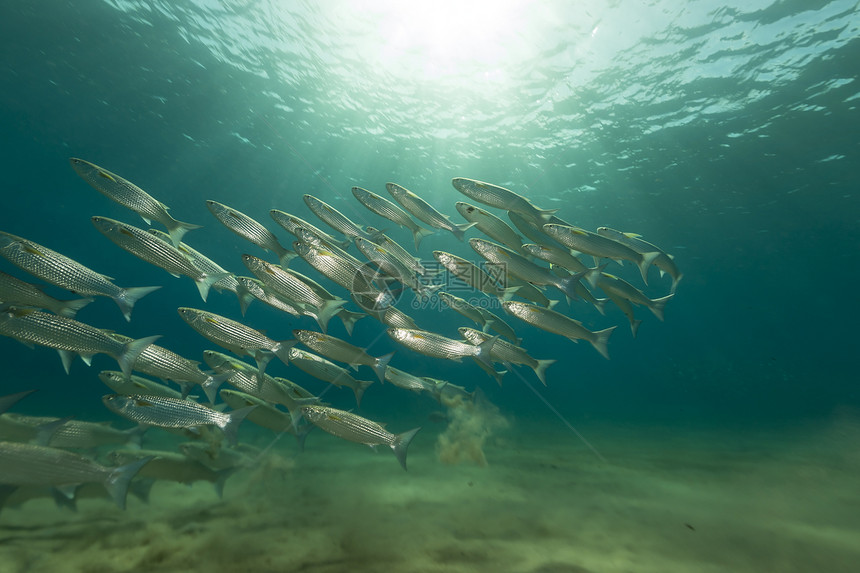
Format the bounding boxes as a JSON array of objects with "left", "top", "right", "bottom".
[{"left": 1, "top": 1, "right": 859, "bottom": 569}]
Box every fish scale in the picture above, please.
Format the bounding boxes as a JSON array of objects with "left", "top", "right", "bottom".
[
  {"left": 352, "top": 186, "right": 434, "bottom": 250},
  {"left": 0, "top": 269, "right": 92, "bottom": 318},
  {"left": 300, "top": 405, "right": 421, "bottom": 471},
  {"left": 0, "top": 440, "right": 151, "bottom": 509},
  {"left": 303, "top": 194, "right": 368, "bottom": 240},
  {"left": 207, "top": 200, "right": 293, "bottom": 265},
  {"left": 0, "top": 441, "right": 122, "bottom": 484},
  {"left": 69, "top": 157, "right": 200, "bottom": 246},
  {"left": 0, "top": 231, "right": 160, "bottom": 321},
  {"left": 103, "top": 394, "right": 229, "bottom": 428},
  {"left": 385, "top": 182, "right": 474, "bottom": 241},
  {"left": 91, "top": 216, "right": 225, "bottom": 302},
  {"left": 0, "top": 308, "right": 159, "bottom": 378}
]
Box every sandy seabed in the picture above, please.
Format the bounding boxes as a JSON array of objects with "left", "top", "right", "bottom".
[{"left": 1, "top": 413, "right": 858, "bottom": 573}]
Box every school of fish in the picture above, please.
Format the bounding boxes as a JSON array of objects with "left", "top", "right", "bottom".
[{"left": 0, "top": 158, "right": 681, "bottom": 512}]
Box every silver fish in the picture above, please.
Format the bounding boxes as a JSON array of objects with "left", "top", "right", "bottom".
[
  {"left": 385, "top": 182, "right": 475, "bottom": 241},
  {"left": 177, "top": 307, "right": 294, "bottom": 380},
  {"left": 543, "top": 224, "right": 659, "bottom": 285},
  {"left": 300, "top": 404, "right": 420, "bottom": 471},
  {"left": 459, "top": 327, "right": 555, "bottom": 384},
  {"left": 386, "top": 327, "right": 497, "bottom": 368},
  {"left": 242, "top": 254, "right": 346, "bottom": 332},
  {"left": 596, "top": 272, "right": 673, "bottom": 321},
  {"left": 0, "top": 270, "right": 92, "bottom": 318},
  {"left": 520, "top": 243, "right": 589, "bottom": 273},
  {"left": 508, "top": 211, "right": 556, "bottom": 245},
  {"left": 99, "top": 370, "right": 186, "bottom": 400},
  {"left": 203, "top": 350, "right": 318, "bottom": 424},
  {"left": 451, "top": 178, "right": 557, "bottom": 225},
  {"left": 601, "top": 290, "right": 642, "bottom": 337},
  {"left": 236, "top": 276, "right": 303, "bottom": 319},
  {"left": 384, "top": 366, "right": 435, "bottom": 395},
  {"left": 352, "top": 186, "right": 434, "bottom": 250},
  {"left": 293, "top": 329, "right": 393, "bottom": 383},
  {"left": 107, "top": 448, "right": 233, "bottom": 498},
  {"left": 303, "top": 194, "right": 369, "bottom": 242},
  {"left": 102, "top": 394, "right": 255, "bottom": 446},
  {"left": 0, "top": 413, "right": 144, "bottom": 450},
  {"left": 437, "top": 291, "right": 489, "bottom": 328},
  {"left": 501, "top": 300, "right": 615, "bottom": 359},
  {"left": 105, "top": 333, "right": 229, "bottom": 403},
  {"left": 0, "top": 440, "right": 151, "bottom": 509},
  {"left": 365, "top": 227, "right": 427, "bottom": 275},
  {"left": 219, "top": 389, "right": 301, "bottom": 437},
  {"left": 431, "top": 250, "right": 516, "bottom": 301},
  {"left": 148, "top": 229, "right": 243, "bottom": 305},
  {"left": 0, "top": 390, "right": 36, "bottom": 415},
  {"left": 287, "top": 347, "right": 374, "bottom": 407},
  {"left": 270, "top": 209, "right": 351, "bottom": 249},
  {"left": 354, "top": 236, "right": 432, "bottom": 296},
  {"left": 597, "top": 227, "right": 683, "bottom": 292},
  {"left": 0, "top": 230, "right": 160, "bottom": 321},
  {"left": 92, "top": 216, "right": 227, "bottom": 302},
  {"left": 272, "top": 266, "right": 366, "bottom": 335},
  {"left": 207, "top": 200, "right": 295, "bottom": 265},
  {"left": 69, "top": 157, "right": 201, "bottom": 246},
  {"left": 469, "top": 238, "right": 586, "bottom": 302},
  {"left": 0, "top": 307, "right": 159, "bottom": 378},
  {"left": 293, "top": 241, "right": 378, "bottom": 297},
  {"left": 455, "top": 201, "right": 526, "bottom": 254}
]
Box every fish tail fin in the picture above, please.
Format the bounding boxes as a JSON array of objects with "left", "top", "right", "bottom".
[
  {"left": 34, "top": 416, "right": 73, "bottom": 447},
  {"left": 451, "top": 221, "right": 477, "bottom": 241},
  {"left": 648, "top": 294, "right": 674, "bottom": 321},
  {"left": 317, "top": 299, "right": 348, "bottom": 333},
  {"left": 637, "top": 252, "right": 661, "bottom": 285},
  {"left": 201, "top": 372, "right": 232, "bottom": 404},
  {"left": 277, "top": 246, "right": 298, "bottom": 267},
  {"left": 253, "top": 350, "right": 275, "bottom": 382},
  {"left": 556, "top": 274, "right": 582, "bottom": 302},
  {"left": 590, "top": 326, "right": 616, "bottom": 360},
  {"left": 592, "top": 297, "right": 609, "bottom": 315},
  {"left": 117, "top": 335, "right": 161, "bottom": 379},
  {"left": 475, "top": 335, "right": 499, "bottom": 370},
  {"left": 235, "top": 281, "right": 254, "bottom": 316},
  {"left": 373, "top": 352, "right": 395, "bottom": 383},
  {"left": 286, "top": 397, "right": 320, "bottom": 433},
  {"left": 114, "top": 286, "right": 162, "bottom": 322},
  {"left": 104, "top": 456, "right": 153, "bottom": 510},
  {"left": 177, "top": 381, "right": 194, "bottom": 399},
  {"left": 56, "top": 297, "right": 94, "bottom": 319},
  {"left": 337, "top": 309, "right": 366, "bottom": 336},
  {"left": 165, "top": 218, "right": 203, "bottom": 247},
  {"left": 294, "top": 422, "right": 313, "bottom": 453},
  {"left": 533, "top": 359, "right": 556, "bottom": 385},
  {"left": 536, "top": 207, "right": 559, "bottom": 222},
  {"left": 353, "top": 379, "right": 374, "bottom": 408},
  {"left": 0, "top": 389, "right": 37, "bottom": 415},
  {"left": 222, "top": 405, "right": 257, "bottom": 446},
  {"left": 213, "top": 467, "right": 238, "bottom": 499},
  {"left": 391, "top": 427, "right": 421, "bottom": 471},
  {"left": 630, "top": 318, "right": 643, "bottom": 338},
  {"left": 412, "top": 225, "right": 435, "bottom": 250},
  {"left": 124, "top": 424, "right": 147, "bottom": 449},
  {"left": 272, "top": 340, "right": 298, "bottom": 368},
  {"left": 497, "top": 286, "right": 520, "bottom": 304},
  {"left": 670, "top": 273, "right": 683, "bottom": 294},
  {"left": 195, "top": 272, "right": 232, "bottom": 302}
]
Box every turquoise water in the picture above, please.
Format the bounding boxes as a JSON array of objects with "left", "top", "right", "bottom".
[{"left": 1, "top": 2, "right": 858, "bottom": 571}]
